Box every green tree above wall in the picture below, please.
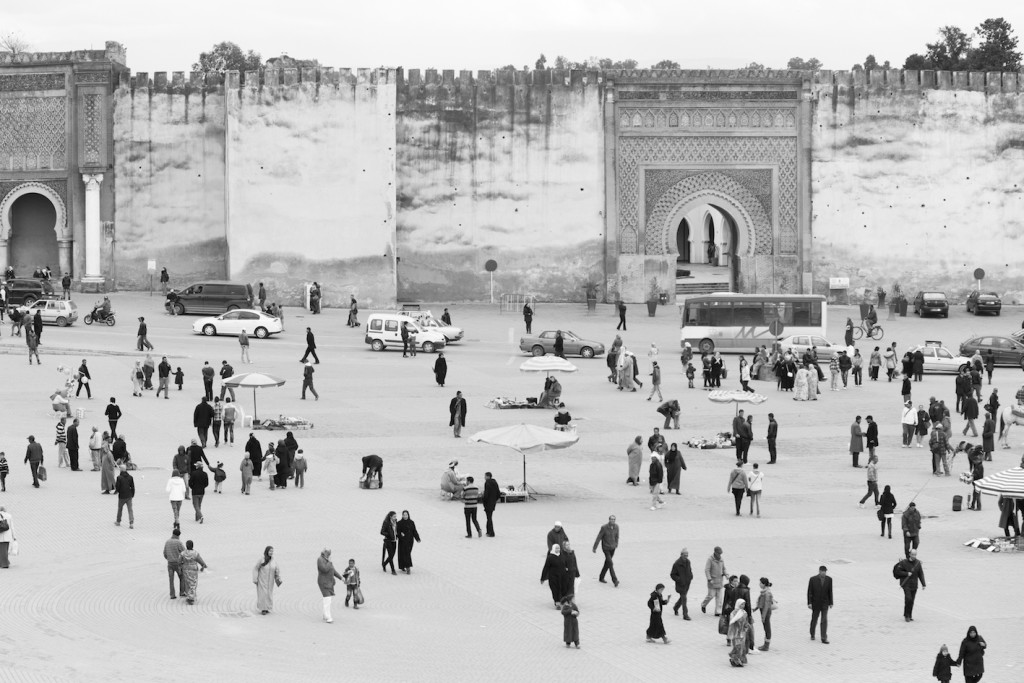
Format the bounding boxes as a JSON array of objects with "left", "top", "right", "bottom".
[
  {"left": 786, "top": 57, "right": 823, "bottom": 70},
  {"left": 651, "top": 59, "right": 681, "bottom": 69},
  {"left": 192, "top": 41, "right": 263, "bottom": 74},
  {"left": 902, "top": 19, "right": 1021, "bottom": 71}
]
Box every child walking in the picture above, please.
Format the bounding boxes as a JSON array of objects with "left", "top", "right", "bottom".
[
  {"left": 685, "top": 363, "right": 696, "bottom": 389},
  {"left": 174, "top": 367, "right": 184, "bottom": 391},
  {"left": 932, "top": 644, "right": 957, "bottom": 682},
  {"left": 0, "top": 451, "right": 8, "bottom": 491},
  {"left": 212, "top": 461, "right": 226, "bottom": 493},
  {"left": 342, "top": 559, "right": 361, "bottom": 609},
  {"left": 263, "top": 445, "right": 278, "bottom": 490},
  {"left": 293, "top": 450, "right": 307, "bottom": 488},
  {"left": 561, "top": 595, "right": 580, "bottom": 648}
]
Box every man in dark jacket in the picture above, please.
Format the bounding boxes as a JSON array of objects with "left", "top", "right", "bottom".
[
  {"left": 901, "top": 502, "right": 922, "bottom": 557},
  {"left": 201, "top": 362, "right": 215, "bottom": 401},
  {"left": 67, "top": 417, "right": 81, "bottom": 471},
  {"left": 807, "top": 565, "right": 833, "bottom": 643},
  {"left": 449, "top": 391, "right": 467, "bottom": 438},
  {"left": 361, "top": 454, "right": 384, "bottom": 487},
  {"left": 481, "top": 471, "right": 500, "bottom": 536},
  {"left": 76, "top": 359, "right": 92, "bottom": 398},
  {"left": 186, "top": 439, "right": 211, "bottom": 473},
  {"left": 300, "top": 327, "right": 320, "bottom": 364},
  {"left": 649, "top": 454, "right": 665, "bottom": 510},
  {"left": 766, "top": 413, "right": 779, "bottom": 463},
  {"left": 136, "top": 316, "right": 153, "bottom": 351},
  {"left": 218, "top": 360, "right": 236, "bottom": 400},
  {"left": 895, "top": 548, "right": 926, "bottom": 622},
  {"left": 961, "top": 394, "right": 979, "bottom": 437},
  {"left": 24, "top": 435, "right": 44, "bottom": 488},
  {"left": 189, "top": 462, "right": 210, "bottom": 523},
  {"left": 156, "top": 356, "right": 172, "bottom": 399},
  {"left": 838, "top": 350, "right": 852, "bottom": 388},
  {"left": 592, "top": 515, "right": 620, "bottom": 586},
  {"left": 865, "top": 415, "right": 879, "bottom": 457},
  {"left": 546, "top": 522, "right": 568, "bottom": 552},
  {"left": 955, "top": 370, "right": 971, "bottom": 413},
  {"left": 670, "top": 547, "right": 693, "bottom": 618},
  {"left": 114, "top": 464, "right": 135, "bottom": 528},
  {"left": 33, "top": 309, "right": 43, "bottom": 344},
  {"left": 193, "top": 397, "right": 214, "bottom": 447}
]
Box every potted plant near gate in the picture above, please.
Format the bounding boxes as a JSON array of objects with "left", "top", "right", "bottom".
[
  {"left": 583, "top": 279, "right": 599, "bottom": 312},
  {"left": 647, "top": 278, "right": 660, "bottom": 317}
]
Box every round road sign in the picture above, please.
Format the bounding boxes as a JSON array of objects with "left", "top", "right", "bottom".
[
  {"left": 484, "top": 259, "right": 498, "bottom": 273},
  {"left": 973, "top": 268, "right": 985, "bottom": 280},
  {"left": 768, "top": 319, "right": 784, "bottom": 337}
]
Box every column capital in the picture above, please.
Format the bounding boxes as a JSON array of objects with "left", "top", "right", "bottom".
[{"left": 82, "top": 173, "right": 105, "bottom": 188}]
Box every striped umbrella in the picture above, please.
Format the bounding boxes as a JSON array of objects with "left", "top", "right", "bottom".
[
  {"left": 707, "top": 390, "right": 768, "bottom": 414},
  {"left": 519, "top": 357, "right": 578, "bottom": 376},
  {"left": 973, "top": 466, "right": 1024, "bottom": 499}
]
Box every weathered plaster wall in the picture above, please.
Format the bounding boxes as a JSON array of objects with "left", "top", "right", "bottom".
[
  {"left": 112, "top": 75, "right": 228, "bottom": 288},
  {"left": 811, "top": 70, "right": 1024, "bottom": 303},
  {"left": 226, "top": 68, "right": 397, "bottom": 308},
  {"left": 395, "top": 70, "right": 604, "bottom": 302}
]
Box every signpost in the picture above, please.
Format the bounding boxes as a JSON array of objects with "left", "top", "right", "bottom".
[
  {"left": 485, "top": 259, "right": 497, "bottom": 304},
  {"left": 974, "top": 267, "right": 985, "bottom": 292}
]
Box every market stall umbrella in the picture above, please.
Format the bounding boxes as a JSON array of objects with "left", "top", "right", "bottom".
[
  {"left": 519, "top": 356, "right": 579, "bottom": 376},
  {"left": 223, "top": 372, "right": 286, "bottom": 422},
  {"left": 973, "top": 466, "right": 1024, "bottom": 499},
  {"left": 707, "top": 389, "right": 769, "bottom": 415},
  {"left": 469, "top": 423, "right": 579, "bottom": 499}
]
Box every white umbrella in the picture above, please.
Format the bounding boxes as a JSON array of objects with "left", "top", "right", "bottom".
[
  {"left": 519, "top": 357, "right": 578, "bottom": 376},
  {"left": 973, "top": 466, "right": 1024, "bottom": 499},
  {"left": 469, "top": 423, "right": 579, "bottom": 499},
  {"left": 708, "top": 390, "right": 768, "bottom": 414},
  {"left": 223, "top": 372, "right": 286, "bottom": 422}
]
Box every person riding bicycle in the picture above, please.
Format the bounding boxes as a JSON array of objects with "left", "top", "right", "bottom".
[
  {"left": 91, "top": 297, "right": 112, "bottom": 322},
  {"left": 864, "top": 305, "right": 879, "bottom": 336}
]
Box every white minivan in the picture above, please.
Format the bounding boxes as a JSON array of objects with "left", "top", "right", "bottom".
[{"left": 364, "top": 313, "right": 447, "bottom": 353}]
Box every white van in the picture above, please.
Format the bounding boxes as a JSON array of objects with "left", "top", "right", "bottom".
[
  {"left": 398, "top": 309, "right": 464, "bottom": 343},
  {"left": 364, "top": 313, "right": 447, "bottom": 353}
]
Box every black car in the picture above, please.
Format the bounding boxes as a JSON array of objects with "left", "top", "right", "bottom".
[
  {"left": 913, "top": 291, "right": 949, "bottom": 318},
  {"left": 3, "top": 278, "right": 56, "bottom": 306},
  {"left": 966, "top": 290, "right": 1001, "bottom": 316},
  {"left": 959, "top": 335, "right": 1024, "bottom": 368}
]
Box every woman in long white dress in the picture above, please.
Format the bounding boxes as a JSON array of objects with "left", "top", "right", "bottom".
[
  {"left": 792, "top": 366, "right": 810, "bottom": 401},
  {"left": 806, "top": 362, "right": 819, "bottom": 400},
  {"left": 253, "top": 546, "right": 282, "bottom": 615}
]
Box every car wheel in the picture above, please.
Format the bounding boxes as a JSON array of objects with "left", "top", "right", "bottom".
[
  {"left": 580, "top": 346, "right": 595, "bottom": 359},
  {"left": 371, "top": 339, "right": 385, "bottom": 352},
  {"left": 202, "top": 324, "right": 217, "bottom": 336},
  {"left": 227, "top": 305, "right": 239, "bottom": 312},
  {"left": 996, "top": 310, "right": 1001, "bottom": 316},
  {"left": 943, "top": 312, "right": 949, "bottom": 318},
  {"left": 422, "top": 341, "right": 436, "bottom": 353},
  {"left": 173, "top": 303, "right": 185, "bottom": 315},
  {"left": 531, "top": 345, "right": 545, "bottom": 357},
  {"left": 105, "top": 316, "right": 116, "bottom": 327},
  {"left": 254, "top": 327, "right": 268, "bottom": 339},
  {"left": 56, "top": 316, "right": 68, "bottom": 327},
  {"left": 23, "top": 296, "right": 35, "bottom": 306},
  {"left": 699, "top": 338, "right": 715, "bottom": 354}
]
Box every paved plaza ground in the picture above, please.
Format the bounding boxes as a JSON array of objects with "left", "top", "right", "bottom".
[{"left": 1, "top": 294, "right": 1022, "bottom": 682}]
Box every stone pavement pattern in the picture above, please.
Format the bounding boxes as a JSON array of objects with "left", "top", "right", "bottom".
[{"left": 0, "top": 296, "right": 1022, "bottom": 682}]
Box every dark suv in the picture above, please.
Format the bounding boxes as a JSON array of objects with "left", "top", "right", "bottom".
[
  {"left": 966, "top": 290, "right": 1001, "bottom": 316},
  {"left": 165, "top": 281, "right": 254, "bottom": 315},
  {"left": 4, "top": 278, "right": 56, "bottom": 306},
  {"left": 913, "top": 291, "right": 949, "bottom": 318}
]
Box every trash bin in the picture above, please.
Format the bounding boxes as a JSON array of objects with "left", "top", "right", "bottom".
[
  {"left": 898, "top": 300, "right": 908, "bottom": 317},
  {"left": 952, "top": 494, "right": 963, "bottom": 512}
]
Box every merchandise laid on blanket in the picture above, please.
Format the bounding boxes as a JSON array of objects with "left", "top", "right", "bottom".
[
  {"left": 685, "top": 432, "right": 735, "bottom": 449},
  {"left": 254, "top": 415, "right": 314, "bottom": 430},
  {"left": 484, "top": 397, "right": 544, "bottom": 410},
  {"left": 963, "top": 536, "right": 1023, "bottom": 553}
]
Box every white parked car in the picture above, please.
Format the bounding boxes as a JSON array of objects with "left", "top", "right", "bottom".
[
  {"left": 25, "top": 298, "right": 78, "bottom": 326},
  {"left": 364, "top": 313, "right": 446, "bottom": 353},
  {"left": 398, "top": 310, "right": 464, "bottom": 343},
  {"left": 909, "top": 342, "right": 971, "bottom": 374},
  {"left": 192, "top": 309, "right": 282, "bottom": 339},
  {"left": 777, "top": 334, "right": 839, "bottom": 359}
]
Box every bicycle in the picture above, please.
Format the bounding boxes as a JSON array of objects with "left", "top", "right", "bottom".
[{"left": 852, "top": 320, "right": 884, "bottom": 341}]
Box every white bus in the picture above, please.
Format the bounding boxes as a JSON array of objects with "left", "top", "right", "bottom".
[{"left": 681, "top": 294, "right": 828, "bottom": 354}]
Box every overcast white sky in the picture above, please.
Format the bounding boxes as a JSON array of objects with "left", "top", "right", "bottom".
[{"left": 3, "top": 1, "right": 1023, "bottom": 74}]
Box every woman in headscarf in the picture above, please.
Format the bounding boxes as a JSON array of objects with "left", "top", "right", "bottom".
[
  {"left": 99, "top": 432, "right": 117, "bottom": 494},
  {"left": 792, "top": 364, "right": 810, "bottom": 401},
  {"left": 380, "top": 511, "right": 398, "bottom": 575},
  {"left": 440, "top": 461, "right": 465, "bottom": 498},
  {"left": 317, "top": 548, "right": 344, "bottom": 623},
  {"left": 955, "top": 625, "right": 986, "bottom": 683},
  {"left": 396, "top": 510, "right": 421, "bottom": 574},
  {"left": 131, "top": 360, "right": 143, "bottom": 397},
  {"left": 433, "top": 352, "right": 447, "bottom": 387},
  {"left": 728, "top": 598, "right": 750, "bottom": 667},
  {"left": 560, "top": 594, "right": 580, "bottom": 648},
  {"left": 540, "top": 543, "right": 567, "bottom": 608},
  {"left": 806, "top": 361, "right": 819, "bottom": 400},
  {"left": 245, "top": 433, "right": 263, "bottom": 479},
  {"left": 275, "top": 438, "right": 290, "bottom": 488},
  {"left": 239, "top": 452, "right": 253, "bottom": 495},
  {"left": 626, "top": 436, "right": 643, "bottom": 486},
  {"left": 645, "top": 583, "right": 670, "bottom": 644},
  {"left": 710, "top": 352, "right": 723, "bottom": 388},
  {"left": 844, "top": 317, "right": 854, "bottom": 347},
  {"left": 253, "top": 545, "right": 282, "bottom": 615},
  {"left": 263, "top": 442, "right": 278, "bottom": 490},
  {"left": 664, "top": 443, "right": 686, "bottom": 495},
  {"left": 617, "top": 350, "right": 634, "bottom": 392},
  {"left": 284, "top": 431, "right": 300, "bottom": 482},
  {"left": 179, "top": 539, "right": 208, "bottom": 605}
]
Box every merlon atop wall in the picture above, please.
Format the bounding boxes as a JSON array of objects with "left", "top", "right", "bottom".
[
  {"left": 121, "top": 67, "right": 397, "bottom": 94},
  {"left": 0, "top": 41, "right": 126, "bottom": 66}
]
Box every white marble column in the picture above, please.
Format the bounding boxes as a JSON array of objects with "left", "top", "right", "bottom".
[{"left": 82, "top": 173, "right": 104, "bottom": 282}]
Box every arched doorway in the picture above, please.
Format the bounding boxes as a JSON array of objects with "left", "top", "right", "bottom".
[
  {"left": 9, "top": 193, "right": 59, "bottom": 275},
  {"left": 676, "top": 219, "right": 691, "bottom": 263}
]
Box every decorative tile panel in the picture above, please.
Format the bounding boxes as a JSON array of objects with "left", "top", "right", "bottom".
[
  {"left": 619, "top": 107, "right": 796, "bottom": 130},
  {"left": 0, "top": 73, "right": 65, "bottom": 92},
  {"left": 0, "top": 96, "right": 67, "bottom": 170},
  {"left": 83, "top": 94, "right": 100, "bottom": 164}
]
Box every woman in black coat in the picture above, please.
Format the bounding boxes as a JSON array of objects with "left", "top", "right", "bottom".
[
  {"left": 541, "top": 544, "right": 568, "bottom": 607},
  {"left": 245, "top": 434, "right": 263, "bottom": 478},
  {"left": 433, "top": 353, "right": 447, "bottom": 387},
  {"left": 664, "top": 444, "right": 686, "bottom": 494},
  {"left": 646, "top": 584, "right": 670, "bottom": 643},
  {"left": 955, "top": 625, "right": 986, "bottom": 682},
  {"left": 380, "top": 511, "right": 398, "bottom": 575},
  {"left": 878, "top": 485, "right": 897, "bottom": 538},
  {"left": 396, "top": 510, "right": 421, "bottom": 574}
]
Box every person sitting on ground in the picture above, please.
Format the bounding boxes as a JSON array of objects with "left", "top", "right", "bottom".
[
  {"left": 539, "top": 377, "right": 562, "bottom": 409},
  {"left": 553, "top": 403, "right": 572, "bottom": 431},
  {"left": 440, "top": 460, "right": 466, "bottom": 499}
]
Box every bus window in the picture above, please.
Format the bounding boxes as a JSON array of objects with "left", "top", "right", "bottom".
[
  {"left": 765, "top": 302, "right": 793, "bottom": 326},
  {"left": 708, "top": 300, "right": 732, "bottom": 326},
  {"left": 792, "top": 302, "right": 812, "bottom": 326},
  {"left": 684, "top": 301, "right": 708, "bottom": 325},
  {"left": 732, "top": 302, "right": 765, "bottom": 326}
]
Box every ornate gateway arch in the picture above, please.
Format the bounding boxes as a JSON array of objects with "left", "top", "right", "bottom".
[{"left": 603, "top": 70, "right": 812, "bottom": 301}]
